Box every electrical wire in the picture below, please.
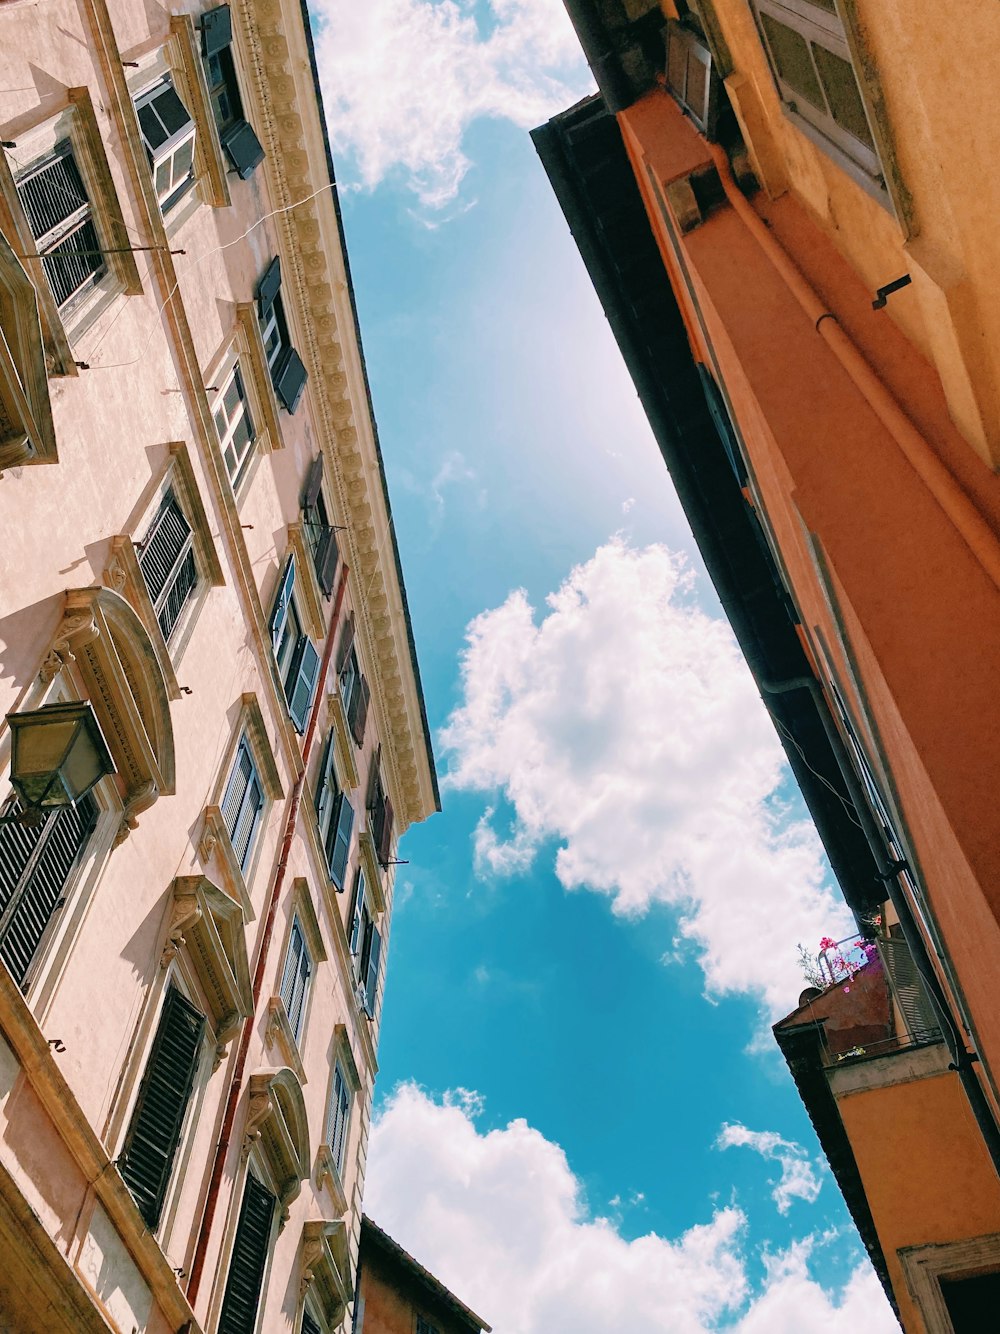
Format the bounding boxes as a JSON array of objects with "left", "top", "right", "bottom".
[{"left": 772, "top": 715, "right": 865, "bottom": 830}]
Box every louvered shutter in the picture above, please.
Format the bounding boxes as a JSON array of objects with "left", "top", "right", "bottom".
[
  {"left": 0, "top": 795, "right": 97, "bottom": 989},
  {"left": 377, "top": 796, "right": 394, "bottom": 867},
  {"left": 327, "top": 792, "right": 354, "bottom": 890},
  {"left": 272, "top": 346, "right": 308, "bottom": 414},
  {"left": 288, "top": 636, "right": 320, "bottom": 733},
  {"left": 315, "top": 526, "right": 339, "bottom": 597},
  {"left": 879, "top": 936, "right": 940, "bottom": 1043},
  {"left": 269, "top": 557, "right": 295, "bottom": 654},
  {"left": 302, "top": 1311, "right": 322, "bottom": 1334},
  {"left": 315, "top": 731, "right": 336, "bottom": 831},
  {"left": 222, "top": 740, "right": 253, "bottom": 837},
  {"left": 200, "top": 3, "right": 233, "bottom": 57},
  {"left": 347, "top": 869, "right": 365, "bottom": 956},
  {"left": 221, "top": 119, "right": 265, "bottom": 179},
  {"left": 280, "top": 921, "right": 311, "bottom": 1041},
  {"left": 335, "top": 612, "right": 355, "bottom": 674},
  {"left": 349, "top": 675, "right": 370, "bottom": 747},
  {"left": 230, "top": 769, "right": 263, "bottom": 871},
  {"left": 138, "top": 493, "right": 191, "bottom": 602},
  {"left": 365, "top": 746, "right": 381, "bottom": 811},
  {"left": 326, "top": 1064, "right": 350, "bottom": 1172},
  {"left": 218, "top": 1174, "right": 276, "bottom": 1334},
  {"left": 302, "top": 455, "right": 324, "bottom": 511},
  {"left": 118, "top": 987, "right": 205, "bottom": 1228},
  {"left": 255, "top": 256, "right": 281, "bottom": 317},
  {"left": 362, "top": 923, "right": 381, "bottom": 1018}
]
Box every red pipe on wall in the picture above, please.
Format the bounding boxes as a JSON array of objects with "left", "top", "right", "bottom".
[{"left": 186, "top": 559, "right": 350, "bottom": 1307}]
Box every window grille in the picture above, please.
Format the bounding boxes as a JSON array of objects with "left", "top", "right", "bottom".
[
  {"left": 16, "top": 144, "right": 106, "bottom": 310},
  {"left": 137, "top": 490, "right": 197, "bottom": 642}
]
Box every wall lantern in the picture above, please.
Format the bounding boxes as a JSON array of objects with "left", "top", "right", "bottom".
[{"left": 4, "top": 701, "right": 116, "bottom": 820}]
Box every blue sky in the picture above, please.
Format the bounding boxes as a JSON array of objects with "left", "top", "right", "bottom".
[{"left": 310, "top": 3, "right": 899, "bottom": 1329}]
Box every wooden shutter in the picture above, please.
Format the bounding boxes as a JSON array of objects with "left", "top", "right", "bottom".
[
  {"left": 221, "top": 119, "right": 265, "bottom": 179},
  {"left": 302, "top": 454, "right": 324, "bottom": 510},
  {"left": 335, "top": 612, "right": 355, "bottom": 674},
  {"left": 314, "top": 730, "right": 336, "bottom": 831},
  {"left": 316, "top": 526, "right": 339, "bottom": 597},
  {"left": 138, "top": 492, "right": 192, "bottom": 603},
  {"left": 279, "top": 919, "right": 311, "bottom": 1040},
  {"left": 218, "top": 1174, "right": 276, "bottom": 1334},
  {"left": 326, "top": 1063, "right": 350, "bottom": 1172},
  {"left": 272, "top": 346, "right": 308, "bottom": 414},
  {"left": 222, "top": 739, "right": 253, "bottom": 837},
  {"left": 0, "top": 795, "right": 97, "bottom": 989},
  {"left": 349, "top": 675, "right": 370, "bottom": 747},
  {"left": 880, "top": 936, "right": 940, "bottom": 1043},
  {"left": 255, "top": 256, "right": 281, "bottom": 317},
  {"left": 118, "top": 987, "right": 205, "bottom": 1229},
  {"left": 200, "top": 3, "right": 233, "bottom": 57},
  {"left": 376, "top": 796, "right": 394, "bottom": 868},
  {"left": 362, "top": 923, "right": 381, "bottom": 1018},
  {"left": 302, "top": 1311, "right": 322, "bottom": 1334},
  {"left": 365, "top": 746, "right": 381, "bottom": 811},
  {"left": 327, "top": 792, "right": 354, "bottom": 890},
  {"left": 347, "top": 869, "right": 365, "bottom": 956},
  {"left": 288, "top": 636, "right": 320, "bottom": 732},
  {"left": 269, "top": 556, "right": 295, "bottom": 654},
  {"left": 697, "top": 365, "right": 747, "bottom": 485}
]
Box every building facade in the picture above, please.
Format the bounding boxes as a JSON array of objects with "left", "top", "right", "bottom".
[
  {"left": 535, "top": 2, "right": 1000, "bottom": 1329},
  {"left": 354, "top": 1217, "right": 490, "bottom": 1334},
  {"left": 0, "top": 0, "right": 437, "bottom": 1330}
]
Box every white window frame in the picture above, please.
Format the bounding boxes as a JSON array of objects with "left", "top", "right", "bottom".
[
  {"left": 213, "top": 357, "right": 257, "bottom": 489},
  {"left": 133, "top": 77, "right": 198, "bottom": 215}
]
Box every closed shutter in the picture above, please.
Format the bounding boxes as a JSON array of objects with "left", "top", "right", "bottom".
[
  {"left": 879, "top": 936, "right": 940, "bottom": 1043},
  {"left": 365, "top": 746, "right": 381, "bottom": 811},
  {"left": 287, "top": 636, "right": 320, "bottom": 733},
  {"left": 16, "top": 145, "right": 105, "bottom": 309},
  {"left": 314, "top": 731, "right": 336, "bottom": 832},
  {"left": 0, "top": 794, "right": 97, "bottom": 989},
  {"left": 222, "top": 740, "right": 253, "bottom": 835},
  {"left": 348, "top": 676, "right": 370, "bottom": 747},
  {"left": 279, "top": 920, "right": 311, "bottom": 1041},
  {"left": 138, "top": 491, "right": 196, "bottom": 641},
  {"left": 347, "top": 869, "right": 365, "bottom": 957},
  {"left": 301, "top": 455, "right": 324, "bottom": 511},
  {"left": 118, "top": 987, "right": 205, "bottom": 1228},
  {"left": 272, "top": 346, "right": 308, "bottom": 414},
  {"left": 362, "top": 923, "right": 381, "bottom": 1018},
  {"left": 326, "top": 1063, "right": 350, "bottom": 1173},
  {"left": 301, "top": 1311, "right": 322, "bottom": 1334},
  {"left": 221, "top": 119, "right": 265, "bottom": 179},
  {"left": 269, "top": 557, "right": 296, "bottom": 655},
  {"left": 200, "top": 3, "right": 233, "bottom": 57},
  {"left": 376, "top": 796, "right": 394, "bottom": 868},
  {"left": 230, "top": 769, "right": 263, "bottom": 870},
  {"left": 255, "top": 255, "right": 281, "bottom": 317},
  {"left": 316, "top": 526, "right": 339, "bottom": 597},
  {"left": 218, "top": 1174, "right": 276, "bottom": 1334},
  {"left": 327, "top": 792, "right": 354, "bottom": 890},
  {"left": 697, "top": 365, "right": 747, "bottom": 485},
  {"left": 335, "top": 612, "right": 355, "bottom": 674}
]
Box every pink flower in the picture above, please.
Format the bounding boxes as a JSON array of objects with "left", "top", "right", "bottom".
[
  {"left": 819, "top": 936, "right": 836, "bottom": 951},
  {"left": 843, "top": 985, "right": 851, "bottom": 993}
]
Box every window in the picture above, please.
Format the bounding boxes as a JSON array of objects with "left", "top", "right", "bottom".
[
  {"left": 15, "top": 143, "right": 105, "bottom": 312},
  {"left": 301, "top": 1310, "right": 322, "bottom": 1334},
  {"left": 336, "top": 614, "right": 370, "bottom": 748},
  {"left": 200, "top": 3, "right": 265, "bottom": 180},
  {"left": 214, "top": 361, "right": 257, "bottom": 486},
  {"left": 366, "top": 751, "right": 394, "bottom": 870},
  {"left": 348, "top": 868, "right": 381, "bottom": 1018},
  {"left": 135, "top": 79, "right": 197, "bottom": 214},
  {"left": 117, "top": 985, "right": 206, "bottom": 1229},
  {"left": 325, "top": 1061, "right": 351, "bottom": 1176},
  {"left": 278, "top": 917, "right": 312, "bottom": 1043},
  {"left": 751, "top": 0, "right": 882, "bottom": 185},
  {"left": 416, "top": 1318, "right": 439, "bottom": 1334},
  {"left": 218, "top": 1172, "right": 276, "bottom": 1334},
  {"left": 256, "top": 257, "right": 308, "bottom": 413},
  {"left": 0, "top": 792, "right": 97, "bottom": 989},
  {"left": 301, "top": 456, "right": 339, "bottom": 597},
  {"left": 270, "top": 557, "right": 321, "bottom": 733},
  {"left": 316, "top": 733, "right": 354, "bottom": 890},
  {"left": 221, "top": 736, "right": 264, "bottom": 873},
  {"left": 665, "top": 20, "right": 720, "bottom": 137},
  {"left": 136, "top": 489, "right": 198, "bottom": 642}
]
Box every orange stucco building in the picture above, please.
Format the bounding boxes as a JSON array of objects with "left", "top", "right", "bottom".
[
  {"left": 535, "top": 2, "right": 1000, "bottom": 1329},
  {"left": 354, "top": 1217, "right": 490, "bottom": 1334}
]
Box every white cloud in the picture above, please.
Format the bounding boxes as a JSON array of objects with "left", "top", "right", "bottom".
[
  {"left": 717, "top": 1123, "right": 824, "bottom": 1214},
  {"left": 365, "top": 1084, "right": 897, "bottom": 1334},
  {"left": 440, "top": 540, "right": 853, "bottom": 1013},
  {"left": 622, "top": 496, "right": 636, "bottom": 513},
  {"left": 312, "top": 0, "right": 593, "bottom": 209}
]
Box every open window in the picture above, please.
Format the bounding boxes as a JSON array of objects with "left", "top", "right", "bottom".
[
  {"left": 199, "top": 3, "right": 265, "bottom": 179},
  {"left": 256, "top": 257, "right": 308, "bottom": 414},
  {"left": 335, "top": 613, "right": 370, "bottom": 749},
  {"left": 270, "top": 555, "right": 321, "bottom": 733},
  {"left": 134, "top": 78, "right": 198, "bottom": 215},
  {"left": 315, "top": 731, "right": 354, "bottom": 891}
]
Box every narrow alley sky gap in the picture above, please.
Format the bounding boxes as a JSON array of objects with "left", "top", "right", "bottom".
[{"left": 308, "top": 2, "right": 899, "bottom": 1329}]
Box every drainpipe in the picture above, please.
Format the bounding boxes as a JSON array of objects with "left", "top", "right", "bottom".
[
  {"left": 186, "top": 560, "right": 350, "bottom": 1306},
  {"left": 760, "top": 673, "right": 1000, "bottom": 1179},
  {"left": 705, "top": 141, "right": 1000, "bottom": 596}
]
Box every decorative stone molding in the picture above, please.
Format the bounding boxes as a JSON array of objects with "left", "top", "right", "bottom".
[
  {"left": 235, "top": 0, "right": 438, "bottom": 833},
  {"left": 235, "top": 302, "right": 283, "bottom": 452},
  {"left": 197, "top": 806, "right": 255, "bottom": 923},
  {"left": 286, "top": 522, "right": 325, "bottom": 642},
  {"left": 357, "top": 832, "right": 386, "bottom": 916},
  {"left": 312, "top": 1146, "right": 347, "bottom": 1220},
  {"left": 162, "top": 876, "right": 252, "bottom": 1053},
  {"left": 244, "top": 1068, "right": 310, "bottom": 1206},
  {"left": 300, "top": 1219, "right": 351, "bottom": 1324},
  {"left": 0, "top": 227, "right": 56, "bottom": 469},
  {"left": 899, "top": 1232, "right": 1000, "bottom": 1332},
  {"left": 38, "top": 587, "right": 176, "bottom": 844},
  {"left": 265, "top": 997, "right": 307, "bottom": 1087},
  {"left": 325, "top": 693, "right": 359, "bottom": 792}
]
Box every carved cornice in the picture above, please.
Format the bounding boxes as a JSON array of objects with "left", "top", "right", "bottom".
[
  {"left": 164, "top": 875, "right": 253, "bottom": 1050},
  {"left": 357, "top": 832, "right": 386, "bottom": 916},
  {"left": 300, "top": 1218, "right": 351, "bottom": 1323},
  {"left": 197, "top": 806, "right": 255, "bottom": 923},
  {"left": 245, "top": 1068, "right": 310, "bottom": 1206},
  {"left": 235, "top": 0, "right": 437, "bottom": 833},
  {"left": 313, "top": 1144, "right": 347, "bottom": 1219}
]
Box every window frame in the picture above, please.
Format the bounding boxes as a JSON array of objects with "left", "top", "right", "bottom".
[
  {"left": 278, "top": 915, "right": 313, "bottom": 1044},
  {"left": 316, "top": 733, "right": 355, "bottom": 892},
  {"left": 255, "top": 256, "right": 308, "bottom": 414},
  {"left": 269, "top": 556, "right": 321, "bottom": 734},
  {"left": 900, "top": 1234, "right": 1000, "bottom": 1334},
  {"left": 133, "top": 77, "right": 198, "bottom": 215},
  {"left": 213, "top": 358, "right": 258, "bottom": 489},
  {"left": 198, "top": 3, "right": 265, "bottom": 181}
]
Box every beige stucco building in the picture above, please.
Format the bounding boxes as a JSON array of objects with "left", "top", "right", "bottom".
[{"left": 0, "top": 0, "right": 438, "bottom": 1330}]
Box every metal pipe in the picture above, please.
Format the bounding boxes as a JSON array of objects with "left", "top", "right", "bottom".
[
  {"left": 760, "top": 673, "right": 1000, "bottom": 1178},
  {"left": 186, "top": 561, "right": 350, "bottom": 1306},
  {"left": 705, "top": 141, "right": 1000, "bottom": 595}
]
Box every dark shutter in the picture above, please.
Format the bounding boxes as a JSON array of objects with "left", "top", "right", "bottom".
[
  {"left": 349, "top": 675, "right": 370, "bottom": 747},
  {"left": 365, "top": 745, "right": 381, "bottom": 811},
  {"left": 0, "top": 795, "right": 97, "bottom": 989},
  {"left": 315, "top": 526, "right": 339, "bottom": 597},
  {"left": 697, "top": 365, "right": 747, "bottom": 485},
  {"left": 272, "top": 346, "right": 308, "bottom": 414},
  {"left": 302, "top": 1311, "right": 322, "bottom": 1334},
  {"left": 279, "top": 921, "right": 310, "bottom": 1041},
  {"left": 218, "top": 1174, "right": 276, "bottom": 1334},
  {"left": 200, "top": 3, "right": 233, "bottom": 57},
  {"left": 269, "top": 557, "right": 295, "bottom": 653},
  {"left": 287, "top": 636, "right": 320, "bottom": 732},
  {"left": 363, "top": 923, "right": 381, "bottom": 1017},
  {"left": 256, "top": 256, "right": 281, "bottom": 317},
  {"left": 302, "top": 454, "right": 324, "bottom": 511},
  {"left": 377, "top": 796, "right": 394, "bottom": 867},
  {"left": 335, "top": 612, "right": 355, "bottom": 674},
  {"left": 879, "top": 936, "right": 940, "bottom": 1043},
  {"left": 327, "top": 792, "right": 354, "bottom": 890},
  {"left": 221, "top": 120, "right": 264, "bottom": 179},
  {"left": 118, "top": 987, "right": 205, "bottom": 1229},
  {"left": 347, "top": 868, "right": 365, "bottom": 955},
  {"left": 137, "top": 493, "right": 191, "bottom": 602},
  {"left": 314, "top": 730, "right": 336, "bottom": 828}
]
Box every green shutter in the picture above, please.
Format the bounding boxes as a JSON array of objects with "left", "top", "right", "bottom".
[
  {"left": 221, "top": 119, "right": 264, "bottom": 179},
  {"left": 348, "top": 675, "right": 370, "bottom": 747},
  {"left": 272, "top": 346, "right": 308, "bottom": 413},
  {"left": 200, "top": 4, "right": 233, "bottom": 57},
  {"left": 327, "top": 791, "right": 354, "bottom": 890},
  {"left": 301, "top": 1311, "right": 322, "bottom": 1334},
  {"left": 363, "top": 923, "right": 381, "bottom": 1018},
  {"left": 118, "top": 987, "right": 205, "bottom": 1228},
  {"left": 218, "top": 1174, "right": 276, "bottom": 1334},
  {"left": 256, "top": 255, "right": 281, "bottom": 317},
  {"left": 288, "top": 636, "right": 320, "bottom": 732}
]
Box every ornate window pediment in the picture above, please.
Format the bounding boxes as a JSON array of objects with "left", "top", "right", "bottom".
[
  {"left": 245, "top": 1066, "right": 309, "bottom": 1207},
  {"left": 301, "top": 1219, "right": 351, "bottom": 1326},
  {"left": 39, "top": 587, "right": 175, "bottom": 844},
  {"left": 162, "top": 875, "right": 252, "bottom": 1051},
  {"left": 0, "top": 227, "right": 55, "bottom": 469}
]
